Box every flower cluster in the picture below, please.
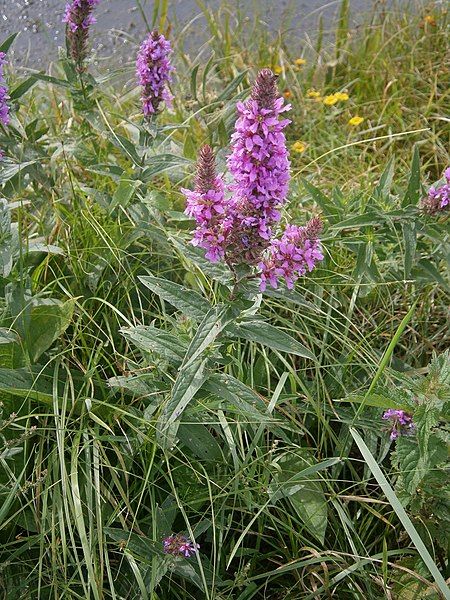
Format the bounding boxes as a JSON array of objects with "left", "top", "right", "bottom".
[
  {"left": 183, "top": 69, "right": 323, "bottom": 291},
  {"left": 163, "top": 534, "right": 199, "bottom": 558},
  {"left": 421, "top": 168, "right": 450, "bottom": 215},
  {"left": 63, "top": 0, "right": 100, "bottom": 70},
  {"left": 382, "top": 409, "right": 415, "bottom": 441},
  {"left": 136, "top": 31, "right": 174, "bottom": 117},
  {"left": 259, "top": 219, "right": 324, "bottom": 290}
]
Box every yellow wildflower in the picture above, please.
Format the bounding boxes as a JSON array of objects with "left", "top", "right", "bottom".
[
  {"left": 273, "top": 65, "right": 283, "bottom": 75},
  {"left": 283, "top": 89, "right": 292, "bottom": 99},
  {"left": 423, "top": 14, "right": 436, "bottom": 26},
  {"left": 291, "top": 141, "right": 307, "bottom": 154},
  {"left": 348, "top": 116, "right": 364, "bottom": 126},
  {"left": 294, "top": 58, "right": 306, "bottom": 67},
  {"left": 335, "top": 91, "right": 349, "bottom": 101},
  {"left": 323, "top": 94, "right": 339, "bottom": 106},
  {"left": 306, "top": 88, "right": 321, "bottom": 99}
]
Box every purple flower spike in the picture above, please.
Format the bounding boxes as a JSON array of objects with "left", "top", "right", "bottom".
[
  {"left": 63, "top": 0, "right": 100, "bottom": 70},
  {"left": 0, "top": 52, "right": 10, "bottom": 128},
  {"left": 163, "top": 534, "right": 200, "bottom": 558},
  {"left": 421, "top": 167, "right": 450, "bottom": 215},
  {"left": 136, "top": 31, "right": 174, "bottom": 117},
  {"left": 382, "top": 409, "right": 415, "bottom": 441},
  {"left": 259, "top": 217, "right": 324, "bottom": 291},
  {"left": 182, "top": 145, "right": 227, "bottom": 262},
  {"left": 182, "top": 70, "right": 324, "bottom": 290}
]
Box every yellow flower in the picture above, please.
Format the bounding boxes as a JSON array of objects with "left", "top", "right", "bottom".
[
  {"left": 335, "top": 91, "right": 349, "bottom": 101},
  {"left": 294, "top": 58, "right": 306, "bottom": 67},
  {"left": 273, "top": 65, "right": 283, "bottom": 75},
  {"left": 423, "top": 14, "right": 436, "bottom": 26},
  {"left": 283, "top": 89, "right": 292, "bottom": 99},
  {"left": 348, "top": 116, "right": 364, "bottom": 126},
  {"left": 323, "top": 94, "right": 339, "bottom": 106},
  {"left": 306, "top": 88, "right": 321, "bottom": 99},
  {"left": 291, "top": 141, "right": 307, "bottom": 154}
]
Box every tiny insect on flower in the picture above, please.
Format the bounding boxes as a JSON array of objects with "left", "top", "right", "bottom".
[
  {"left": 348, "top": 116, "right": 364, "bottom": 126},
  {"left": 291, "top": 141, "right": 307, "bottom": 154}
]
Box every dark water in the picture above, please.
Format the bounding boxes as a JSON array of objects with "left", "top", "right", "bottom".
[{"left": 0, "top": 0, "right": 398, "bottom": 70}]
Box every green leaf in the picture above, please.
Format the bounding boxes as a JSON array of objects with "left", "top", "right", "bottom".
[
  {"left": 28, "top": 299, "right": 75, "bottom": 362},
  {"left": 332, "top": 213, "right": 381, "bottom": 230},
  {"left": 9, "top": 77, "right": 37, "bottom": 101},
  {"left": 402, "top": 222, "right": 416, "bottom": 278},
  {"left": 374, "top": 156, "right": 395, "bottom": 199},
  {"left": 121, "top": 325, "right": 187, "bottom": 364},
  {"left": 229, "top": 320, "right": 315, "bottom": 360},
  {"left": 139, "top": 276, "right": 211, "bottom": 321},
  {"left": 350, "top": 427, "right": 450, "bottom": 600},
  {"left": 269, "top": 452, "right": 336, "bottom": 543},
  {"left": 302, "top": 178, "right": 341, "bottom": 222},
  {"left": 337, "top": 393, "right": 410, "bottom": 411},
  {"left": 0, "top": 368, "right": 53, "bottom": 403},
  {"left": 402, "top": 146, "right": 421, "bottom": 207},
  {"left": 177, "top": 422, "right": 223, "bottom": 462},
  {"left": 0, "top": 198, "right": 12, "bottom": 277},
  {"left": 0, "top": 34, "right": 19, "bottom": 54},
  {"left": 171, "top": 237, "right": 232, "bottom": 284},
  {"left": 141, "top": 154, "right": 193, "bottom": 182},
  {"left": 181, "top": 305, "right": 235, "bottom": 369},
  {"left": 109, "top": 179, "right": 139, "bottom": 213},
  {"left": 156, "top": 357, "right": 208, "bottom": 449}
]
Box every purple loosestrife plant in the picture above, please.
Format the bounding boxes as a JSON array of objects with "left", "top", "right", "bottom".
[
  {"left": 136, "top": 31, "right": 174, "bottom": 117},
  {"left": 421, "top": 167, "right": 450, "bottom": 215},
  {"left": 163, "top": 534, "right": 199, "bottom": 558},
  {"left": 63, "top": 0, "right": 100, "bottom": 71},
  {"left": 183, "top": 69, "right": 324, "bottom": 292},
  {"left": 382, "top": 409, "right": 415, "bottom": 441}
]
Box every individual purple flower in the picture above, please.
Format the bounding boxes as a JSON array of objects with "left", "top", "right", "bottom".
[
  {"left": 421, "top": 167, "right": 450, "bottom": 215},
  {"left": 259, "top": 217, "right": 324, "bottom": 291},
  {"left": 136, "top": 31, "right": 174, "bottom": 117},
  {"left": 63, "top": 0, "right": 100, "bottom": 70},
  {"left": 382, "top": 409, "right": 415, "bottom": 441},
  {"left": 163, "top": 534, "right": 200, "bottom": 558},
  {"left": 0, "top": 52, "right": 10, "bottom": 128}
]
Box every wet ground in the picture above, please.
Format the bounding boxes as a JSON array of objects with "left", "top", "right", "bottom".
[{"left": 0, "top": 0, "right": 393, "bottom": 70}]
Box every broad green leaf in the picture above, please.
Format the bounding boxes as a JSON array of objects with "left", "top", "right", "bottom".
[
  {"left": 177, "top": 422, "right": 223, "bottom": 461},
  {"left": 0, "top": 161, "right": 39, "bottom": 185},
  {"left": 9, "top": 77, "right": 38, "bottom": 101},
  {"left": 109, "top": 179, "right": 139, "bottom": 213},
  {"left": 157, "top": 357, "right": 208, "bottom": 448},
  {"left": 229, "top": 320, "right": 315, "bottom": 360},
  {"left": 269, "top": 452, "right": 336, "bottom": 543},
  {"left": 181, "top": 305, "right": 235, "bottom": 369},
  {"left": 0, "top": 328, "right": 19, "bottom": 345},
  {"left": 374, "top": 156, "right": 395, "bottom": 199},
  {"left": 332, "top": 213, "right": 381, "bottom": 230},
  {"left": 121, "top": 325, "right": 187, "bottom": 364},
  {"left": 0, "top": 368, "right": 54, "bottom": 403},
  {"left": 402, "top": 146, "right": 421, "bottom": 207},
  {"left": 141, "top": 154, "right": 193, "bottom": 182},
  {"left": 0, "top": 34, "right": 19, "bottom": 54},
  {"left": 28, "top": 299, "right": 75, "bottom": 362},
  {"left": 139, "top": 276, "right": 211, "bottom": 321},
  {"left": 302, "top": 178, "right": 340, "bottom": 222},
  {"left": 86, "top": 164, "right": 124, "bottom": 179},
  {"left": 171, "top": 237, "right": 232, "bottom": 284},
  {"left": 337, "top": 393, "right": 410, "bottom": 411},
  {"left": 0, "top": 198, "right": 12, "bottom": 277}
]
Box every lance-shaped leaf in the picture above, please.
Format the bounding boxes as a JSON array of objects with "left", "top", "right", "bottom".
[
  {"left": 121, "top": 324, "right": 187, "bottom": 365},
  {"left": 139, "top": 276, "right": 210, "bottom": 321},
  {"left": 228, "top": 320, "right": 315, "bottom": 360},
  {"left": 157, "top": 357, "right": 208, "bottom": 449}
]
